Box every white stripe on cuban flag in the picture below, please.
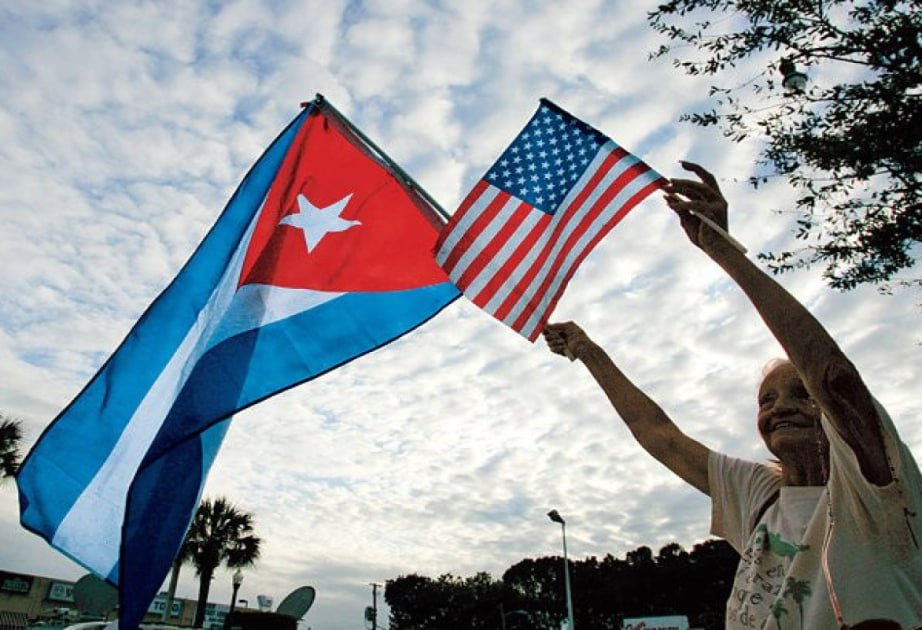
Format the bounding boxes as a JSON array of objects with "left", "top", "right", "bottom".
[{"left": 50, "top": 200, "right": 340, "bottom": 578}]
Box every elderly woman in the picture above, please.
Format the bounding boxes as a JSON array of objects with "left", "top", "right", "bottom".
[{"left": 543, "top": 162, "right": 922, "bottom": 629}]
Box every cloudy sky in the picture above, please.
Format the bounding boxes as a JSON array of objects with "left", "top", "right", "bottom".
[{"left": 1, "top": 1, "right": 920, "bottom": 629}]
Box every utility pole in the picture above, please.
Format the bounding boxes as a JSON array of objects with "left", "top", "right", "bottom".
[{"left": 368, "top": 582, "right": 381, "bottom": 630}]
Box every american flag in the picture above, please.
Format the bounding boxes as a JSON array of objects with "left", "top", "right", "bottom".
[{"left": 435, "top": 99, "right": 665, "bottom": 341}]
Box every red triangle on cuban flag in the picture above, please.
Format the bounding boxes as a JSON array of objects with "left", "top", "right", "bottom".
[{"left": 239, "top": 110, "right": 449, "bottom": 293}]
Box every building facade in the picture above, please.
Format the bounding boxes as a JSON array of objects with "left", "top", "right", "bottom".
[{"left": 0, "top": 569, "right": 230, "bottom": 628}]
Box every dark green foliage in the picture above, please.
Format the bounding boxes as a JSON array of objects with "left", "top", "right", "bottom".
[
  {"left": 0, "top": 413, "right": 23, "bottom": 480},
  {"left": 385, "top": 539, "right": 738, "bottom": 629},
  {"left": 385, "top": 572, "right": 509, "bottom": 629},
  {"left": 648, "top": 0, "right": 922, "bottom": 291}
]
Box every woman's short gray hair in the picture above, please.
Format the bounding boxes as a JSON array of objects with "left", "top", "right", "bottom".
[{"left": 760, "top": 357, "right": 792, "bottom": 380}]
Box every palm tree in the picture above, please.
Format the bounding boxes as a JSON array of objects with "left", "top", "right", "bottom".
[
  {"left": 185, "top": 497, "right": 261, "bottom": 628},
  {"left": 0, "top": 414, "right": 24, "bottom": 481}
]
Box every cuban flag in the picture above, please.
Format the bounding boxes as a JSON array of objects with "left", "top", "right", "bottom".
[{"left": 16, "top": 100, "right": 459, "bottom": 629}]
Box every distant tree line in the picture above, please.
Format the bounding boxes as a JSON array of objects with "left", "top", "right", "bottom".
[{"left": 385, "top": 539, "right": 738, "bottom": 629}]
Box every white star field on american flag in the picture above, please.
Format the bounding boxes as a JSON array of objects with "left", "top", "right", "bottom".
[{"left": 486, "top": 104, "right": 606, "bottom": 213}]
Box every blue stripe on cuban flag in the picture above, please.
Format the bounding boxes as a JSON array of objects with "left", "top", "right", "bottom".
[{"left": 17, "top": 101, "right": 459, "bottom": 629}]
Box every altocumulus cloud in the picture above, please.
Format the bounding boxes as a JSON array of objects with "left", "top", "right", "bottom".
[{"left": 1, "top": 2, "right": 920, "bottom": 629}]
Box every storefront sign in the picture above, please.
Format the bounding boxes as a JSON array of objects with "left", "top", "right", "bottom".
[
  {"left": 148, "top": 595, "right": 184, "bottom": 617},
  {"left": 47, "top": 581, "right": 75, "bottom": 603},
  {"left": 622, "top": 615, "right": 690, "bottom": 630},
  {"left": 0, "top": 573, "right": 33, "bottom": 594}
]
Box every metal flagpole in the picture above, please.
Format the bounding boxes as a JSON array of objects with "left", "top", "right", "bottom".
[{"left": 307, "top": 93, "right": 452, "bottom": 223}]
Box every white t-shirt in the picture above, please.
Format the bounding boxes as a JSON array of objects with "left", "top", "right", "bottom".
[{"left": 710, "top": 402, "right": 922, "bottom": 629}]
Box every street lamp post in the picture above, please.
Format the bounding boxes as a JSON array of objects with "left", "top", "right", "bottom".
[
  {"left": 779, "top": 57, "right": 808, "bottom": 92},
  {"left": 224, "top": 569, "right": 244, "bottom": 630},
  {"left": 547, "top": 510, "right": 575, "bottom": 630}
]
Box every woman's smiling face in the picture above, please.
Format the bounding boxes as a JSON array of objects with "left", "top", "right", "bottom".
[{"left": 757, "top": 361, "right": 825, "bottom": 459}]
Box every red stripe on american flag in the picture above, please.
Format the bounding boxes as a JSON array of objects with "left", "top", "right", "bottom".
[
  {"left": 510, "top": 159, "right": 653, "bottom": 333},
  {"left": 491, "top": 148, "right": 627, "bottom": 323},
  {"left": 470, "top": 208, "right": 550, "bottom": 308},
  {"left": 438, "top": 183, "right": 507, "bottom": 276},
  {"left": 455, "top": 197, "right": 534, "bottom": 293},
  {"left": 519, "top": 175, "right": 665, "bottom": 340},
  {"left": 434, "top": 179, "right": 491, "bottom": 261}
]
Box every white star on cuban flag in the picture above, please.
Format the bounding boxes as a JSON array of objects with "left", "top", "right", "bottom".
[{"left": 279, "top": 193, "right": 361, "bottom": 252}]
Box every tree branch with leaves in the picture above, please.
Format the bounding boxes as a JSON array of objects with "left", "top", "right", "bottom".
[{"left": 649, "top": 0, "right": 922, "bottom": 291}]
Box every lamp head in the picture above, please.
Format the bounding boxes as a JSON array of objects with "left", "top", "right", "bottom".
[
  {"left": 779, "top": 57, "right": 808, "bottom": 92},
  {"left": 232, "top": 568, "right": 244, "bottom": 587},
  {"left": 547, "top": 509, "right": 565, "bottom": 525}
]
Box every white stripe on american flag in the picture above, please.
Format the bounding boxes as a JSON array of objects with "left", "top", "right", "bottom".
[
  {"left": 518, "top": 164, "right": 662, "bottom": 339},
  {"left": 461, "top": 194, "right": 544, "bottom": 300},
  {"left": 435, "top": 185, "right": 502, "bottom": 267},
  {"left": 444, "top": 192, "right": 524, "bottom": 284},
  {"left": 481, "top": 214, "right": 545, "bottom": 314},
  {"left": 498, "top": 143, "right": 627, "bottom": 327}
]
